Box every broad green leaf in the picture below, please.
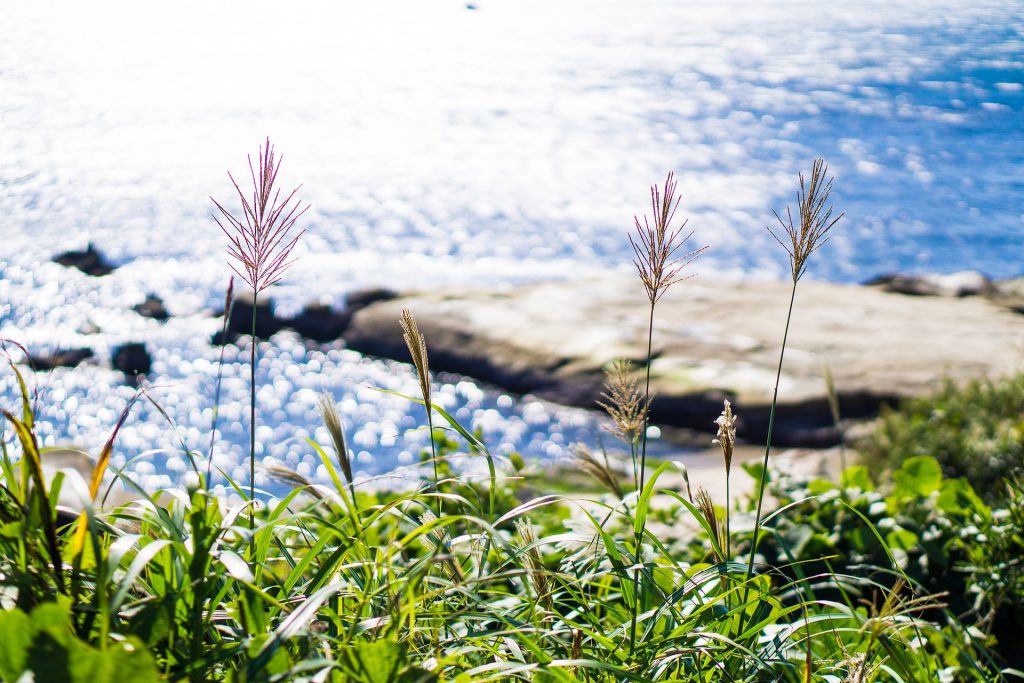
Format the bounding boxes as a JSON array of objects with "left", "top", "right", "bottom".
[
  {"left": 840, "top": 465, "right": 873, "bottom": 491},
  {"left": 345, "top": 639, "right": 405, "bottom": 683},
  {"left": 0, "top": 608, "right": 31, "bottom": 682},
  {"left": 893, "top": 455, "right": 943, "bottom": 497},
  {"left": 885, "top": 527, "right": 919, "bottom": 551},
  {"left": 937, "top": 477, "right": 988, "bottom": 516}
]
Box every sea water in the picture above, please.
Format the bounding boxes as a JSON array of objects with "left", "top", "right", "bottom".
[{"left": 1, "top": 0, "right": 1021, "bottom": 492}]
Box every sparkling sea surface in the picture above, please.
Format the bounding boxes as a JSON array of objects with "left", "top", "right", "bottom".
[{"left": 1, "top": 1, "right": 1022, "bottom": 494}]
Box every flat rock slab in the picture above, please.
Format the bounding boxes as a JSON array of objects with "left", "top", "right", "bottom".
[{"left": 345, "top": 275, "right": 1024, "bottom": 447}]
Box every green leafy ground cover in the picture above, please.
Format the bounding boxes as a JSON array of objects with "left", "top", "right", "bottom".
[
  {"left": 2, "top": 387, "right": 1022, "bottom": 681},
  {"left": 862, "top": 375, "right": 1024, "bottom": 501}
]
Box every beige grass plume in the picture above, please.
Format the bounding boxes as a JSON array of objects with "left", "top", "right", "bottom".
[
  {"left": 572, "top": 444, "right": 625, "bottom": 499},
  {"left": 515, "top": 519, "right": 553, "bottom": 611},
  {"left": 400, "top": 307, "right": 442, "bottom": 501},
  {"left": 318, "top": 393, "right": 353, "bottom": 490},
  {"left": 694, "top": 487, "right": 725, "bottom": 564},
  {"left": 400, "top": 308, "right": 431, "bottom": 413},
  {"left": 767, "top": 158, "right": 844, "bottom": 283},
  {"left": 597, "top": 359, "right": 647, "bottom": 445},
  {"left": 714, "top": 399, "right": 737, "bottom": 477},
  {"left": 630, "top": 171, "right": 709, "bottom": 304},
  {"left": 211, "top": 137, "right": 309, "bottom": 293}
]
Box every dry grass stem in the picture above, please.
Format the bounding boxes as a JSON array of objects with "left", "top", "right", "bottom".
[
  {"left": 212, "top": 137, "right": 309, "bottom": 293},
  {"left": 597, "top": 359, "right": 647, "bottom": 445},
  {"left": 420, "top": 510, "right": 464, "bottom": 582},
  {"left": 767, "top": 158, "right": 844, "bottom": 283},
  {"left": 572, "top": 444, "right": 624, "bottom": 498},
  {"left": 695, "top": 487, "right": 724, "bottom": 564},
  {"left": 318, "top": 393, "right": 353, "bottom": 487},
  {"left": 630, "top": 171, "right": 709, "bottom": 304},
  {"left": 714, "top": 399, "right": 737, "bottom": 476},
  {"left": 223, "top": 276, "right": 235, "bottom": 319},
  {"left": 400, "top": 308, "right": 431, "bottom": 412},
  {"left": 515, "top": 520, "right": 553, "bottom": 611},
  {"left": 261, "top": 463, "right": 326, "bottom": 501}
]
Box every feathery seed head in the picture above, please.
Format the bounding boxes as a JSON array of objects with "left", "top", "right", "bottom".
[
  {"left": 261, "top": 463, "right": 327, "bottom": 500},
  {"left": 767, "top": 158, "right": 844, "bottom": 283},
  {"left": 223, "top": 276, "right": 235, "bottom": 318},
  {"left": 572, "top": 444, "right": 624, "bottom": 498},
  {"left": 713, "top": 399, "right": 737, "bottom": 476},
  {"left": 597, "top": 359, "right": 647, "bottom": 445},
  {"left": 695, "top": 487, "right": 725, "bottom": 564},
  {"left": 630, "top": 171, "right": 709, "bottom": 305},
  {"left": 212, "top": 137, "right": 308, "bottom": 293},
  {"left": 400, "top": 308, "right": 431, "bottom": 411},
  {"left": 317, "top": 393, "right": 352, "bottom": 486},
  {"left": 515, "top": 519, "right": 553, "bottom": 611}
]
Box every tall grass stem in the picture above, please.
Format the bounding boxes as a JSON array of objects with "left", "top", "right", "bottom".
[{"left": 746, "top": 279, "right": 797, "bottom": 577}]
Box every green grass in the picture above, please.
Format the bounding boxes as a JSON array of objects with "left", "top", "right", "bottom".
[{"left": 0, "top": 387, "right": 1014, "bottom": 681}]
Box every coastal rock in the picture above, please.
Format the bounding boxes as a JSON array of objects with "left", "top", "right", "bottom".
[
  {"left": 217, "top": 293, "right": 285, "bottom": 342},
  {"left": 112, "top": 342, "right": 151, "bottom": 380},
  {"left": 344, "top": 275, "right": 1024, "bottom": 447},
  {"left": 133, "top": 294, "right": 169, "bottom": 321},
  {"left": 27, "top": 348, "right": 93, "bottom": 371},
  {"left": 288, "top": 304, "right": 350, "bottom": 343},
  {"left": 987, "top": 277, "right": 1024, "bottom": 314},
  {"left": 865, "top": 271, "right": 993, "bottom": 297},
  {"left": 346, "top": 287, "right": 399, "bottom": 313},
  {"left": 53, "top": 243, "right": 116, "bottom": 276},
  {"left": 212, "top": 287, "right": 397, "bottom": 344}
]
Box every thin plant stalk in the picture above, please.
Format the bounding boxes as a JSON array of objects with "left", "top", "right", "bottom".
[
  {"left": 212, "top": 137, "right": 307, "bottom": 562},
  {"left": 744, "top": 279, "right": 796, "bottom": 579},
  {"left": 628, "top": 302, "right": 655, "bottom": 656},
  {"left": 249, "top": 300, "right": 257, "bottom": 537},
  {"left": 207, "top": 277, "right": 235, "bottom": 486},
  {"left": 638, "top": 303, "right": 656, "bottom": 496},
  {"left": 400, "top": 308, "right": 440, "bottom": 515},
  {"left": 626, "top": 171, "right": 707, "bottom": 656},
  {"left": 745, "top": 158, "right": 842, "bottom": 580}
]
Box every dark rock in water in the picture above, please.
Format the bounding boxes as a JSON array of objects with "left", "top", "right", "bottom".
[
  {"left": 288, "top": 304, "right": 350, "bottom": 343},
  {"left": 346, "top": 287, "right": 399, "bottom": 313},
  {"left": 112, "top": 343, "right": 151, "bottom": 379},
  {"left": 53, "top": 243, "right": 116, "bottom": 276},
  {"left": 865, "top": 271, "right": 993, "bottom": 298},
  {"left": 213, "top": 293, "right": 285, "bottom": 344},
  {"left": 27, "top": 348, "right": 93, "bottom": 371},
  {"left": 212, "top": 288, "right": 399, "bottom": 345},
  {"left": 133, "top": 294, "right": 169, "bottom": 321}
]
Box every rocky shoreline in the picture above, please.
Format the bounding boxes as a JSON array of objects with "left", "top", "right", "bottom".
[
  {"left": 38, "top": 245, "right": 1024, "bottom": 447},
  {"left": 343, "top": 274, "right": 1024, "bottom": 447}
]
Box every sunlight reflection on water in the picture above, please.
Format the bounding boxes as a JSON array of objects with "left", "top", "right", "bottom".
[{"left": 1, "top": 0, "right": 1021, "bottom": 492}]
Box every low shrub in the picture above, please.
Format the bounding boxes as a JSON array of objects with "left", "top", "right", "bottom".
[
  {"left": 726, "top": 455, "right": 1024, "bottom": 665},
  {"left": 860, "top": 375, "right": 1024, "bottom": 500}
]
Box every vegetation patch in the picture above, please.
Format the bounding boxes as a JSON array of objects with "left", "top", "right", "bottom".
[
  {"left": 861, "top": 375, "right": 1024, "bottom": 501},
  {"left": 1, "top": 146, "right": 1020, "bottom": 681}
]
